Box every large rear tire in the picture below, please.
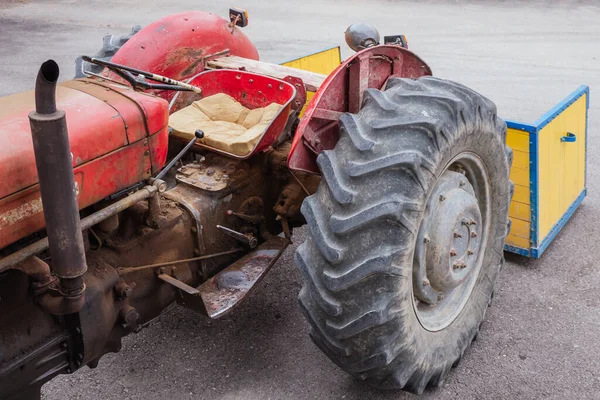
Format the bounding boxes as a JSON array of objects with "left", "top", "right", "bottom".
[{"left": 296, "top": 76, "right": 512, "bottom": 393}]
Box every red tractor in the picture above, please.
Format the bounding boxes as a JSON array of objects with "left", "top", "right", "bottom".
[{"left": 0, "top": 10, "right": 512, "bottom": 398}]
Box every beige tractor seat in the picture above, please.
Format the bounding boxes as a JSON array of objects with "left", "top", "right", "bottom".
[{"left": 169, "top": 93, "right": 282, "bottom": 156}]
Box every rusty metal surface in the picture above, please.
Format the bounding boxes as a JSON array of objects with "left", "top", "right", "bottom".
[
  {"left": 29, "top": 60, "right": 87, "bottom": 312},
  {"left": 197, "top": 235, "right": 289, "bottom": 319},
  {"left": 0, "top": 185, "right": 157, "bottom": 272},
  {"left": 0, "top": 77, "right": 169, "bottom": 250},
  {"left": 158, "top": 274, "right": 200, "bottom": 295},
  {"left": 176, "top": 157, "right": 235, "bottom": 192},
  {"left": 287, "top": 44, "right": 433, "bottom": 174},
  {"left": 110, "top": 11, "right": 259, "bottom": 104}
]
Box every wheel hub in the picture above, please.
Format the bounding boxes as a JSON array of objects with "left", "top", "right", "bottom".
[
  {"left": 426, "top": 186, "right": 481, "bottom": 292},
  {"left": 414, "top": 170, "right": 482, "bottom": 306}
]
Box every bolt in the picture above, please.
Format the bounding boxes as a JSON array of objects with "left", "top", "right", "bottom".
[
  {"left": 121, "top": 306, "right": 140, "bottom": 325},
  {"left": 439, "top": 194, "right": 446, "bottom": 201},
  {"left": 437, "top": 293, "right": 445, "bottom": 302},
  {"left": 450, "top": 249, "right": 457, "bottom": 256},
  {"left": 470, "top": 219, "right": 477, "bottom": 226},
  {"left": 459, "top": 181, "right": 466, "bottom": 187},
  {"left": 454, "top": 231, "right": 462, "bottom": 238},
  {"left": 422, "top": 279, "right": 430, "bottom": 287},
  {"left": 423, "top": 235, "right": 430, "bottom": 243},
  {"left": 471, "top": 231, "right": 477, "bottom": 238},
  {"left": 115, "top": 282, "right": 133, "bottom": 298},
  {"left": 191, "top": 226, "right": 198, "bottom": 234},
  {"left": 206, "top": 168, "right": 215, "bottom": 176},
  {"left": 453, "top": 261, "right": 467, "bottom": 270},
  {"left": 468, "top": 249, "right": 474, "bottom": 255}
]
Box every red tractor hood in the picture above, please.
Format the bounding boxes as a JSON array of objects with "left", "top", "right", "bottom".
[{"left": 0, "top": 79, "right": 169, "bottom": 249}]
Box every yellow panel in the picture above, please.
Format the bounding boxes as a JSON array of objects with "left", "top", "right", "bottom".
[
  {"left": 512, "top": 150, "right": 529, "bottom": 170},
  {"left": 506, "top": 234, "right": 530, "bottom": 249},
  {"left": 512, "top": 184, "right": 530, "bottom": 205},
  {"left": 281, "top": 46, "right": 341, "bottom": 75},
  {"left": 510, "top": 167, "right": 530, "bottom": 188},
  {"left": 509, "top": 218, "right": 531, "bottom": 239},
  {"left": 282, "top": 47, "right": 341, "bottom": 116},
  {"left": 537, "top": 94, "right": 587, "bottom": 241},
  {"left": 506, "top": 129, "right": 530, "bottom": 152},
  {"left": 509, "top": 201, "right": 531, "bottom": 222}
]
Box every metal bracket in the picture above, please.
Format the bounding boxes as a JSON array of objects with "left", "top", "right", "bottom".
[{"left": 561, "top": 132, "right": 577, "bottom": 142}]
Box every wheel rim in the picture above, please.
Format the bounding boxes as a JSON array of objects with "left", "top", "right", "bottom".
[{"left": 412, "top": 152, "right": 491, "bottom": 332}]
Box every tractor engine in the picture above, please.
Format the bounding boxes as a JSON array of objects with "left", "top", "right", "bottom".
[{"left": 0, "top": 61, "right": 315, "bottom": 399}]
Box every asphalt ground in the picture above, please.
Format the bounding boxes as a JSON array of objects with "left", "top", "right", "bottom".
[{"left": 1, "top": 1, "right": 599, "bottom": 399}]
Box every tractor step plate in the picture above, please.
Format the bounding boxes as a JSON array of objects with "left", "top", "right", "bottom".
[{"left": 179, "top": 235, "right": 289, "bottom": 319}]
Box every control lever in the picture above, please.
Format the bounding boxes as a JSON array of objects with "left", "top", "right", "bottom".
[
  {"left": 155, "top": 130, "right": 204, "bottom": 180},
  {"left": 216, "top": 225, "right": 258, "bottom": 248}
]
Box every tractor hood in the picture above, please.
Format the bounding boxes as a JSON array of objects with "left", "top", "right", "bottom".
[{"left": 0, "top": 79, "right": 170, "bottom": 249}]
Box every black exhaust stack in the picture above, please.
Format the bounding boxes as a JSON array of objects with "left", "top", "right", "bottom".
[{"left": 28, "top": 60, "right": 87, "bottom": 314}]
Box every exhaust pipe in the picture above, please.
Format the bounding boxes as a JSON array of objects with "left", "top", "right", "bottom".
[{"left": 28, "top": 60, "right": 87, "bottom": 314}]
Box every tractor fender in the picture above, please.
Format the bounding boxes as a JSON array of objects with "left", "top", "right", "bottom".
[
  {"left": 287, "top": 45, "right": 432, "bottom": 174},
  {"left": 111, "top": 11, "right": 259, "bottom": 103}
]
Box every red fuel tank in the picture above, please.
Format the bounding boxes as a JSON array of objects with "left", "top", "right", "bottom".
[{"left": 0, "top": 79, "right": 169, "bottom": 249}]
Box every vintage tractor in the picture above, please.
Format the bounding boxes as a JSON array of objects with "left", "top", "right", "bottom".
[{"left": 3, "top": 8, "right": 572, "bottom": 398}]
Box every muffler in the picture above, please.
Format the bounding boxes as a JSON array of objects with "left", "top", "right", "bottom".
[{"left": 28, "top": 60, "right": 87, "bottom": 314}]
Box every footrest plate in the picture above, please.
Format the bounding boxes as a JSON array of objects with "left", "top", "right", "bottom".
[{"left": 180, "top": 236, "right": 289, "bottom": 319}]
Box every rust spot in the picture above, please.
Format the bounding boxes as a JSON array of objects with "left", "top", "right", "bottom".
[{"left": 165, "top": 47, "right": 205, "bottom": 78}]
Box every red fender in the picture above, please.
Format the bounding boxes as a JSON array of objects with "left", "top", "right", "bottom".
[
  {"left": 287, "top": 45, "right": 432, "bottom": 174},
  {"left": 111, "top": 11, "right": 259, "bottom": 103}
]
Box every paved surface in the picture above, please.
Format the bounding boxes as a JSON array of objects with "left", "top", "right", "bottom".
[{"left": 1, "top": 0, "right": 599, "bottom": 399}]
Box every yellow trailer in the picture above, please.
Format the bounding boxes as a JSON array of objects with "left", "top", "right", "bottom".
[{"left": 505, "top": 86, "right": 589, "bottom": 257}]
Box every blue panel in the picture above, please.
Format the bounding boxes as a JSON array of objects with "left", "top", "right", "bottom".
[
  {"left": 529, "top": 130, "right": 538, "bottom": 248},
  {"left": 503, "top": 244, "right": 530, "bottom": 257},
  {"left": 585, "top": 88, "right": 590, "bottom": 188},
  {"left": 505, "top": 120, "right": 536, "bottom": 133},
  {"left": 533, "top": 85, "right": 590, "bottom": 131}
]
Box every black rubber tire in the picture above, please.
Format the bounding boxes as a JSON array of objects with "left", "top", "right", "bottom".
[
  {"left": 296, "top": 76, "right": 513, "bottom": 393},
  {"left": 74, "top": 26, "right": 141, "bottom": 78}
]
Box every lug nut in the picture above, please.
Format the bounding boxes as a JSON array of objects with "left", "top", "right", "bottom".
[
  {"left": 450, "top": 249, "right": 457, "bottom": 256},
  {"left": 453, "top": 261, "right": 467, "bottom": 270},
  {"left": 454, "top": 231, "right": 462, "bottom": 238},
  {"left": 459, "top": 181, "right": 465, "bottom": 187},
  {"left": 437, "top": 293, "right": 445, "bottom": 302},
  {"left": 423, "top": 279, "right": 430, "bottom": 287},
  {"left": 439, "top": 195, "right": 446, "bottom": 201},
  {"left": 468, "top": 249, "right": 474, "bottom": 255},
  {"left": 471, "top": 231, "right": 477, "bottom": 238},
  {"left": 423, "top": 235, "right": 430, "bottom": 243}
]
